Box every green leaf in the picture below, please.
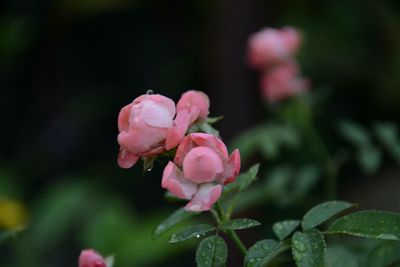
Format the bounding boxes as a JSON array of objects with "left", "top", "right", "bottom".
[
  {"left": 374, "top": 122, "right": 400, "bottom": 163},
  {"left": 327, "top": 210, "right": 400, "bottom": 241},
  {"left": 104, "top": 255, "right": 114, "bottom": 267},
  {"left": 153, "top": 208, "right": 198, "bottom": 239},
  {"left": 302, "top": 201, "right": 356, "bottom": 230},
  {"left": 168, "top": 224, "right": 216, "bottom": 244},
  {"left": 199, "top": 122, "right": 220, "bottom": 137},
  {"left": 292, "top": 230, "right": 326, "bottom": 267},
  {"left": 325, "top": 246, "right": 358, "bottom": 267},
  {"left": 223, "top": 164, "right": 259, "bottom": 195},
  {"left": 338, "top": 120, "right": 371, "bottom": 148},
  {"left": 196, "top": 236, "right": 228, "bottom": 267},
  {"left": 245, "top": 239, "right": 290, "bottom": 267},
  {"left": 220, "top": 218, "right": 261, "bottom": 231},
  {"left": 273, "top": 220, "right": 300, "bottom": 240},
  {"left": 357, "top": 146, "right": 382, "bottom": 174},
  {"left": 367, "top": 241, "right": 400, "bottom": 267},
  {"left": 207, "top": 116, "right": 224, "bottom": 124}
]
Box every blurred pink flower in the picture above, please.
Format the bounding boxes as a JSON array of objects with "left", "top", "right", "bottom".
[
  {"left": 247, "top": 27, "right": 301, "bottom": 69},
  {"left": 162, "top": 133, "right": 240, "bottom": 212},
  {"left": 177, "top": 90, "right": 210, "bottom": 124},
  {"left": 79, "top": 249, "right": 107, "bottom": 267},
  {"left": 260, "top": 61, "right": 309, "bottom": 102},
  {"left": 117, "top": 93, "right": 190, "bottom": 169}
]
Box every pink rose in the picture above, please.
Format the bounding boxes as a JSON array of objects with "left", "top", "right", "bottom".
[
  {"left": 79, "top": 249, "right": 107, "bottom": 267},
  {"left": 247, "top": 27, "right": 302, "bottom": 69},
  {"left": 176, "top": 90, "right": 210, "bottom": 124},
  {"left": 260, "top": 61, "right": 309, "bottom": 102},
  {"left": 117, "top": 94, "right": 190, "bottom": 169},
  {"left": 162, "top": 133, "right": 240, "bottom": 212}
]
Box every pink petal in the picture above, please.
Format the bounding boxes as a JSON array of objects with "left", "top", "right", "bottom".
[
  {"left": 217, "top": 149, "right": 241, "bottom": 185},
  {"left": 177, "top": 90, "right": 210, "bottom": 123},
  {"left": 133, "top": 94, "right": 176, "bottom": 118},
  {"left": 117, "top": 148, "right": 139, "bottom": 169},
  {"left": 185, "top": 183, "right": 222, "bottom": 212},
  {"left": 165, "top": 109, "right": 190, "bottom": 150},
  {"left": 174, "top": 135, "right": 195, "bottom": 166},
  {"left": 182, "top": 147, "right": 224, "bottom": 184},
  {"left": 281, "top": 26, "right": 302, "bottom": 55},
  {"left": 162, "top": 161, "right": 198, "bottom": 199},
  {"left": 118, "top": 103, "right": 133, "bottom": 132},
  {"left": 190, "top": 133, "right": 229, "bottom": 161},
  {"left": 79, "top": 249, "right": 107, "bottom": 267},
  {"left": 140, "top": 99, "right": 174, "bottom": 128}
]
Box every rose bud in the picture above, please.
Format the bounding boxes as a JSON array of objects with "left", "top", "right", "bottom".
[
  {"left": 260, "top": 60, "right": 309, "bottom": 102},
  {"left": 176, "top": 90, "right": 210, "bottom": 124},
  {"left": 117, "top": 93, "right": 190, "bottom": 169},
  {"left": 247, "top": 26, "right": 302, "bottom": 69},
  {"left": 79, "top": 249, "right": 107, "bottom": 267},
  {"left": 162, "top": 133, "right": 240, "bottom": 212}
]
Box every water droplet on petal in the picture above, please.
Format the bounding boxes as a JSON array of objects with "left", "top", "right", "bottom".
[{"left": 146, "top": 89, "right": 154, "bottom": 95}]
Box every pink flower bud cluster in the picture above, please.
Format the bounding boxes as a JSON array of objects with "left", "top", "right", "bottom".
[
  {"left": 247, "top": 27, "right": 309, "bottom": 102},
  {"left": 117, "top": 90, "right": 241, "bottom": 212}
]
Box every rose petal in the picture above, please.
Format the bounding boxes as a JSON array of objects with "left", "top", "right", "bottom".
[
  {"left": 183, "top": 147, "right": 224, "bottom": 184},
  {"left": 118, "top": 103, "right": 133, "bottom": 132},
  {"left": 117, "top": 148, "right": 139, "bottom": 169},
  {"left": 140, "top": 99, "right": 174, "bottom": 128},
  {"left": 217, "top": 149, "right": 241, "bottom": 185},
  {"left": 165, "top": 109, "right": 190, "bottom": 150},
  {"left": 162, "top": 161, "right": 198, "bottom": 199},
  {"left": 190, "top": 133, "right": 229, "bottom": 161},
  {"left": 177, "top": 90, "right": 210, "bottom": 123},
  {"left": 174, "top": 135, "right": 195, "bottom": 167},
  {"left": 185, "top": 183, "right": 222, "bottom": 212}
]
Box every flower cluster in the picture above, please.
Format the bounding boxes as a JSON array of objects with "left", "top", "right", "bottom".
[
  {"left": 116, "top": 90, "right": 241, "bottom": 212},
  {"left": 247, "top": 27, "right": 309, "bottom": 102}
]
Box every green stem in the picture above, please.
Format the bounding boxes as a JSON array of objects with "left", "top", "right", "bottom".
[
  {"left": 215, "top": 202, "right": 247, "bottom": 256},
  {"left": 288, "top": 97, "right": 338, "bottom": 200}
]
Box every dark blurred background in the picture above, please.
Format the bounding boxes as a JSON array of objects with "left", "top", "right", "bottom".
[{"left": 1, "top": 0, "right": 400, "bottom": 266}]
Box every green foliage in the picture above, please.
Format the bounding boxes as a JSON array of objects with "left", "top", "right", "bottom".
[
  {"left": 338, "top": 120, "right": 383, "bottom": 174},
  {"left": 327, "top": 211, "right": 400, "bottom": 241},
  {"left": 168, "top": 224, "right": 216, "bottom": 244},
  {"left": 374, "top": 122, "right": 400, "bottom": 163},
  {"left": 232, "top": 123, "right": 300, "bottom": 159},
  {"left": 325, "top": 246, "right": 358, "bottom": 267},
  {"left": 273, "top": 220, "right": 300, "bottom": 241},
  {"left": 196, "top": 236, "right": 228, "bottom": 267},
  {"left": 153, "top": 208, "right": 198, "bottom": 239},
  {"left": 338, "top": 120, "right": 371, "bottom": 147},
  {"left": 266, "top": 165, "right": 319, "bottom": 206},
  {"left": 367, "top": 241, "right": 400, "bottom": 267},
  {"left": 189, "top": 121, "right": 220, "bottom": 137},
  {"left": 219, "top": 218, "right": 260, "bottom": 231},
  {"left": 245, "top": 239, "right": 289, "bottom": 267},
  {"left": 223, "top": 164, "right": 259, "bottom": 196},
  {"left": 292, "top": 230, "right": 326, "bottom": 267},
  {"left": 302, "top": 201, "right": 356, "bottom": 230}
]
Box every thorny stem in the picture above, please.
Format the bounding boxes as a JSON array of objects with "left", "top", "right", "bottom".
[{"left": 215, "top": 202, "right": 247, "bottom": 256}]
